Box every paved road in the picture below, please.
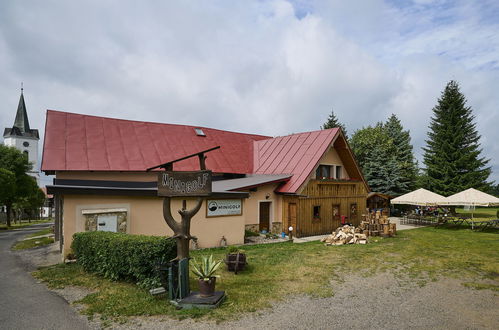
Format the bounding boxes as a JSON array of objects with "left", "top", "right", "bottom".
[{"left": 0, "top": 223, "right": 90, "bottom": 330}]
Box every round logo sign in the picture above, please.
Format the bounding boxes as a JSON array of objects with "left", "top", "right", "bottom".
[{"left": 208, "top": 201, "right": 218, "bottom": 212}]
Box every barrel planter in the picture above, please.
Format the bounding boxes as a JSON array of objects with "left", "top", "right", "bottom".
[{"left": 225, "top": 252, "right": 247, "bottom": 274}]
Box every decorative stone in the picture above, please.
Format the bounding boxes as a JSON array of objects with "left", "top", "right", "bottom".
[{"left": 84, "top": 211, "right": 127, "bottom": 233}]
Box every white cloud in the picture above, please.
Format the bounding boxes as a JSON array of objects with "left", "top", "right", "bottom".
[{"left": 0, "top": 0, "right": 497, "bottom": 184}]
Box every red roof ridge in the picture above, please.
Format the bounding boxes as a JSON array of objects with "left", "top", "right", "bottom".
[
  {"left": 45, "top": 109, "right": 272, "bottom": 139},
  {"left": 266, "top": 127, "right": 338, "bottom": 140}
]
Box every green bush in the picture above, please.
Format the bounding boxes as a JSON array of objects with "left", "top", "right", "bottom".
[
  {"left": 71, "top": 231, "right": 176, "bottom": 288},
  {"left": 244, "top": 229, "right": 259, "bottom": 237}
]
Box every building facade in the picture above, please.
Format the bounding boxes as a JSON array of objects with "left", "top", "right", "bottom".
[{"left": 42, "top": 110, "right": 369, "bottom": 257}]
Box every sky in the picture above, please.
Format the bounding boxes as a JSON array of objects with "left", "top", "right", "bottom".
[{"left": 0, "top": 0, "right": 498, "bottom": 186}]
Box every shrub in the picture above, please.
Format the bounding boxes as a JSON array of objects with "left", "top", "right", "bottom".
[
  {"left": 244, "top": 229, "right": 259, "bottom": 237},
  {"left": 71, "top": 231, "right": 176, "bottom": 288}
]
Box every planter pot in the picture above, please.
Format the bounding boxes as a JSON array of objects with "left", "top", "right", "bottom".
[
  {"left": 198, "top": 277, "right": 217, "bottom": 297},
  {"left": 225, "top": 253, "right": 247, "bottom": 274}
]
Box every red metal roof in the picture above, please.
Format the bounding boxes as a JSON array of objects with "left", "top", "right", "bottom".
[
  {"left": 41, "top": 110, "right": 270, "bottom": 173},
  {"left": 42, "top": 111, "right": 357, "bottom": 195},
  {"left": 253, "top": 128, "right": 339, "bottom": 193}
]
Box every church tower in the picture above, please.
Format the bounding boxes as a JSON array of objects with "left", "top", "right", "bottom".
[{"left": 3, "top": 87, "right": 40, "bottom": 184}]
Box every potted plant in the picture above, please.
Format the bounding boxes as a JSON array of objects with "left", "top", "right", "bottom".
[
  {"left": 191, "top": 255, "right": 223, "bottom": 297},
  {"left": 225, "top": 246, "right": 247, "bottom": 274}
]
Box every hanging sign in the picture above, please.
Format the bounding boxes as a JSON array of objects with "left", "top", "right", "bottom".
[
  {"left": 206, "top": 199, "right": 242, "bottom": 217},
  {"left": 157, "top": 170, "right": 212, "bottom": 197}
]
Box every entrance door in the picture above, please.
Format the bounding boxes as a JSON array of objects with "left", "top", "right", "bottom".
[
  {"left": 288, "top": 203, "right": 297, "bottom": 234},
  {"left": 349, "top": 203, "right": 358, "bottom": 223},
  {"left": 332, "top": 204, "right": 341, "bottom": 228},
  {"left": 259, "top": 202, "right": 271, "bottom": 232}
]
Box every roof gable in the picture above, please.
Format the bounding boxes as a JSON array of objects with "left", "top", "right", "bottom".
[
  {"left": 41, "top": 110, "right": 270, "bottom": 173},
  {"left": 253, "top": 128, "right": 369, "bottom": 193}
]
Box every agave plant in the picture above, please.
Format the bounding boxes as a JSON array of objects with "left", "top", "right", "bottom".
[{"left": 191, "top": 255, "right": 223, "bottom": 281}]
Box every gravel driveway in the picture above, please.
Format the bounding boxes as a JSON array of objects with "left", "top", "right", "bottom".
[{"left": 111, "top": 272, "right": 498, "bottom": 330}]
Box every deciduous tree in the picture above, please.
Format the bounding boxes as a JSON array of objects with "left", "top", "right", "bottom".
[{"left": 0, "top": 145, "right": 37, "bottom": 226}]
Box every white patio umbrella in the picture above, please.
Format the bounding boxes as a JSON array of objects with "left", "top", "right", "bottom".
[
  {"left": 442, "top": 188, "right": 499, "bottom": 219},
  {"left": 390, "top": 188, "right": 447, "bottom": 206},
  {"left": 443, "top": 188, "right": 499, "bottom": 207}
]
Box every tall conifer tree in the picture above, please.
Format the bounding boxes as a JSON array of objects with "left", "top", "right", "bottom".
[
  {"left": 322, "top": 109, "right": 348, "bottom": 138},
  {"left": 384, "top": 114, "right": 418, "bottom": 193},
  {"left": 422, "top": 81, "right": 491, "bottom": 196}
]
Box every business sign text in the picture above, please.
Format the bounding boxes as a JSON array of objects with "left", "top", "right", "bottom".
[
  {"left": 158, "top": 170, "right": 212, "bottom": 197},
  {"left": 206, "top": 199, "right": 242, "bottom": 217}
]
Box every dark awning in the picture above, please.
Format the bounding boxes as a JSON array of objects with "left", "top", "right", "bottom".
[{"left": 46, "top": 179, "right": 249, "bottom": 199}]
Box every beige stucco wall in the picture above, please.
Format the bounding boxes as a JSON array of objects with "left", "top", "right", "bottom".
[
  {"left": 244, "top": 183, "right": 283, "bottom": 225},
  {"left": 62, "top": 195, "right": 245, "bottom": 257},
  {"left": 312, "top": 145, "right": 350, "bottom": 180}
]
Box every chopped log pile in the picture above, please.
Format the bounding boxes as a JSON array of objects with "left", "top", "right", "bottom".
[
  {"left": 321, "top": 225, "right": 368, "bottom": 245},
  {"left": 359, "top": 209, "right": 396, "bottom": 238},
  {"left": 321, "top": 210, "right": 397, "bottom": 246}
]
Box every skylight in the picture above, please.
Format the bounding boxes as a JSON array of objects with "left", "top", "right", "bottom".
[{"left": 195, "top": 128, "right": 206, "bottom": 136}]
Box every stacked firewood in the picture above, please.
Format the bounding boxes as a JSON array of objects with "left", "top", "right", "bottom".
[
  {"left": 359, "top": 209, "right": 396, "bottom": 238},
  {"left": 321, "top": 225, "right": 368, "bottom": 245}
]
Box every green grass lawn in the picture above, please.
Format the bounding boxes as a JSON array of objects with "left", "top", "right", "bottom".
[
  {"left": 0, "top": 219, "right": 53, "bottom": 230},
  {"left": 12, "top": 236, "right": 55, "bottom": 250},
  {"left": 455, "top": 207, "right": 498, "bottom": 221},
  {"left": 34, "top": 226, "right": 499, "bottom": 322},
  {"left": 26, "top": 228, "right": 53, "bottom": 238},
  {"left": 12, "top": 228, "right": 55, "bottom": 251}
]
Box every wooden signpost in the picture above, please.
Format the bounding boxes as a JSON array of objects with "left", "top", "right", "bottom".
[{"left": 148, "top": 146, "right": 225, "bottom": 308}]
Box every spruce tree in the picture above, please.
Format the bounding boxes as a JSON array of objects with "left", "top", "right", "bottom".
[
  {"left": 350, "top": 124, "right": 406, "bottom": 195},
  {"left": 422, "top": 81, "right": 491, "bottom": 196},
  {"left": 384, "top": 114, "right": 418, "bottom": 193},
  {"left": 322, "top": 109, "right": 348, "bottom": 138}
]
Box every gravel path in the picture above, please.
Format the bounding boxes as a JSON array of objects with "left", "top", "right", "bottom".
[{"left": 110, "top": 273, "right": 498, "bottom": 330}]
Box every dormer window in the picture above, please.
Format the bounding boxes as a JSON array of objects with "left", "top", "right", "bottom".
[
  {"left": 316, "top": 165, "right": 331, "bottom": 179},
  {"left": 336, "top": 166, "right": 342, "bottom": 179},
  {"left": 316, "top": 164, "right": 343, "bottom": 180},
  {"left": 194, "top": 128, "right": 206, "bottom": 136}
]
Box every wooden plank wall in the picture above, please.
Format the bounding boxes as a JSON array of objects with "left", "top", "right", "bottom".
[{"left": 284, "top": 180, "right": 367, "bottom": 237}]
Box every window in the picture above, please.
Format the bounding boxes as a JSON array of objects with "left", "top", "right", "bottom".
[
  {"left": 315, "top": 165, "right": 331, "bottom": 179},
  {"left": 23, "top": 150, "right": 29, "bottom": 159},
  {"left": 335, "top": 165, "right": 342, "bottom": 179},
  {"left": 23, "top": 141, "right": 29, "bottom": 147},
  {"left": 313, "top": 205, "right": 321, "bottom": 219}
]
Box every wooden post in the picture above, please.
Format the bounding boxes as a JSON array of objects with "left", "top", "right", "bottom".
[{"left": 163, "top": 197, "right": 203, "bottom": 260}]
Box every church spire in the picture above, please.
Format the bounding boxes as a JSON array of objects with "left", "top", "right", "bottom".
[
  {"left": 13, "top": 85, "right": 31, "bottom": 133},
  {"left": 3, "top": 86, "right": 39, "bottom": 139}
]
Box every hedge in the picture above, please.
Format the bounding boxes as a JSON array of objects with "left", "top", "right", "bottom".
[{"left": 71, "top": 231, "right": 176, "bottom": 288}]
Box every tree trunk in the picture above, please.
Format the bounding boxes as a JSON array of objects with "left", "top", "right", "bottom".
[
  {"left": 6, "top": 203, "right": 12, "bottom": 228},
  {"left": 163, "top": 197, "right": 204, "bottom": 261}
]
